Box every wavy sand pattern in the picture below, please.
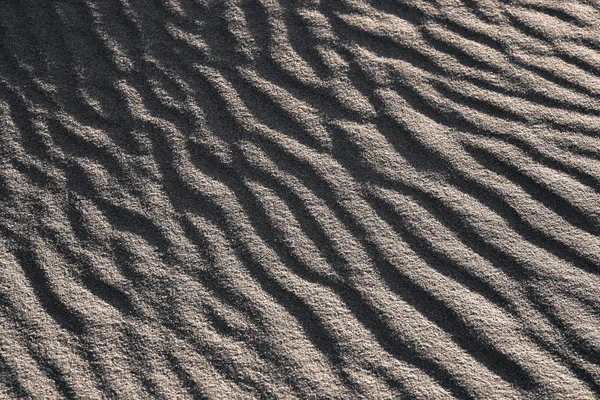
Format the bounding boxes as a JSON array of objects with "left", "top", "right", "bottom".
[{"left": 1, "top": 0, "right": 600, "bottom": 398}]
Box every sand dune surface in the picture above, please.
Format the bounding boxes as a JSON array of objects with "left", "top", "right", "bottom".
[{"left": 1, "top": 0, "right": 600, "bottom": 398}]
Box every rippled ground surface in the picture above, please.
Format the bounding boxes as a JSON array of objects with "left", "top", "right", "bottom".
[{"left": 1, "top": 0, "right": 600, "bottom": 398}]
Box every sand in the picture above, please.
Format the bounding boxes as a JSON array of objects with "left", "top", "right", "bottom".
[{"left": 1, "top": 0, "right": 600, "bottom": 398}]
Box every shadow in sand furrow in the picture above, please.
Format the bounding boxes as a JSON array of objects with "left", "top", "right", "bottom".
[
  {"left": 95, "top": 199, "right": 174, "bottom": 260},
  {"left": 330, "top": 15, "right": 444, "bottom": 77},
  {"left": 328, "top": 2, "right": 499, "bottom": 82},
  {"left": 243, "top": 172, "right": 513, "bottom": 397},
  {"left": 341, "top": 6, "right": 600, "bottom": 118},
  {"left": 4, "top": 0, "right": 153, "bottom": 148},
  {"left": 240, "top": 0, "right": 270, "bottom": 58},
  {"left": 530, "top": 291, "right": 600, "bottom": 368},
  {"left": 515, "top": 58, "right": 600, "bottom": 101},
  {"left": 380, "top": 179, "right": 533, "bottom": 283},
  {"left": 159, "top": 316, "right": 289, "bottom": 398},
  {"left": 10, "top": 2, "right": 115, "bottom": 126},
  {"left": 119, "top": 326, "right": 166, "bottom": 399},
  {"left": 440, "top": 17, "right": 507, "bottom": 52},
  {"left": 456, "top": 0, "right": 499, "bottom": 23},
  {"left": 363, "top": 192, "right": 536, "bottom": 390},
  {"left": 46, "top": 118, "right": 128, "bottom": 180},
  {"left": 205, "top": 66, "right": 329, "bottom": 151},
  {"left": 28, "top": 354, "right": 78, "bottom": 400},
  {"left": 559, "top": 141, "right": 600, "bottom": 162},
  {"left": 0, "top": 308, "right": 80, "bottom": 400},
  {"left": 462, "top": 74, "right": 600, "bottom": 119},
  {"left": 184, "top": 233, "right": 349, "bottom": 396},
  {"left": 367, "top": 0, "right": 508, "bottom": 63},
  {"left": 173, "top": 222, "right": 351, "bottom": 399},
  {"left": 272, "top": 0, "right": 341, "bottom": 79},
  {"left": 365, "top": 0, "right": 426, "bottom": 25},
  {"left": 109, "top": 238, "right": 147, "bottom": 286},
  {"left": 198, "top": 303, "right": 330, "bottom": 398},
  {"left": 239, "top": 58, "right": 371, "bottom": 125},
  {"left": 0, "top": 15, "right": 66, "bottom": 110},
  {"left": 432, "top": 79, "right": 600, "bottom": 137},
  {"left": 79, "top": 273, "right": 135, "bottom": 316},
  {"left": 421, "top": 28, "right": 502, "bottom": 72},
  {"left": 0, "top": 87, "right": 53, "bottom": 163},
  {"left": 372, "top": 179, "right": 600, "bottom": 371},
  {"left": 165, "top": 353, "right": 211, "bottom": 400},
  {"left": 61, "top": 160, "right": 176, "bottom": 266},
  {"left": 493, "top": 137, "right": 600, "bottom": 194},
  {"left": 34, "top": 217, "right": 138, "bottom": 318},
  {"left": 111, "top": 231, "right": 314, "bottom": 398},
  {"left": 526, "top": 333, "right": 600, "bottom": 395},
  {"left": 441, "top": 151, "right": 600, "bottom": 275},
  {"left": 174, "top": 220, "right": 266, "bottom": 322},
  {"left": 363, "top": 189, "right": 514, "bottom": 313},
  {"left": 504, "top": 12, "right": 551, "bottom": 43},
  {"left": 455, "top": 168, "right": 599, "bottom": 276},
  {"left": 66, "top": 194, "right": 97, "bottom": 245},
  {"left": 579, "top": 38, "right": 600, "bottom": 59},
  {"left": 239, "top": 162, "right": 350, "bottom": 281},
  {"left": 100, "top": 0, "right": 368, "bottom": 128},
  {"left": 523, "top": 4, "right": 586, "bottom": 27},
  {"left": 433, "top": 81, "right": 530, "bottom": 124},
  {"left": 371, "top": 186, "right": 600, "bottom": 395},
  {"left": 0, "top": 251, "right": 121, "bottom": 398},
  {"left": 238, "top": 140, "right": 509, "bottom": 398},
  {"left": 370, "top": 85, "right": 600, "bottom": 276},
  {"left": 201, "top": 6, "right": 373, "bottom": 121},
  {"left": 178, "top": 164, "right": 362, "bottom": 394},
  {"left": 0, "top": 174, "right": 9, "bottom": 204},
  {"left": 419, "top": 89, "right": 600, "bottom": 184},
  {"left": 0, "top": 337, "right": 29, "bottom": 399},
  {"left": 3, "top": 233, "right": 87, "bottom": 337},
  {"left": 11, "top": 159, "right": 58, "bottom": 190},
  {"left": 232, "top": 242, "right": 472, "bottom": 398},
  {"left": 191, "top": 2, "right": 252, "bottom": 67},
  {"left": 557, "top": 52, "right": 600, "bottom": 78},
  {"left": 184, "top": 128, "right": 484, "bottom": 395},
  {"left": 129, "top": 310, "right": 241, "bottom": 396},
  {"left": 463, "top": 142, "right": 600, "bottom": 236}
]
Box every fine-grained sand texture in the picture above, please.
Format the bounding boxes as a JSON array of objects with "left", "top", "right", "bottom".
[{"left": 1, "top": 0, "right": 600, "bottom": 398}]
